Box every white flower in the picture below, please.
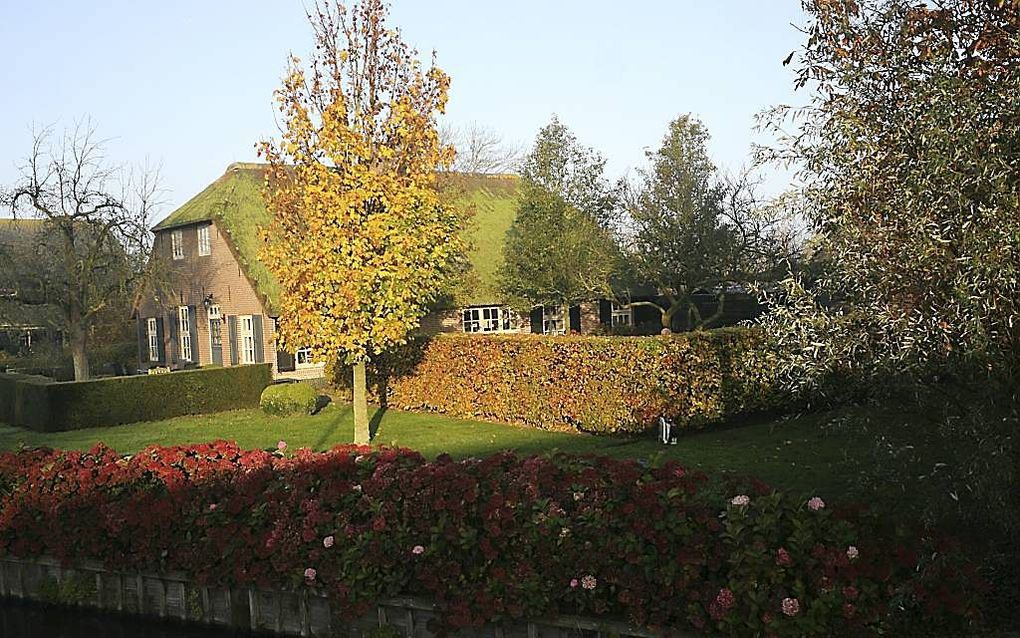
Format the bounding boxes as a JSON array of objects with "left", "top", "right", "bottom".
[
  {"left": 847, "top": 545, "right": 859, "bottom": 561},
  {"left": 730, "top": 494, "right": 750, "bottom": 506}
]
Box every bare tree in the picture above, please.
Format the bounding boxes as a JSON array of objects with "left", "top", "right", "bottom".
[
  {"left": 1, "top": 121, "right": 161, "bottom": 380},
  {"left": 442, "top": 121, "right": 522, "bottom": 174}
]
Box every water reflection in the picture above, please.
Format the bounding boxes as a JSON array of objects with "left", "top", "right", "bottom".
[{"left": 0, "top": 599, "right": 252, "bottom": 637}]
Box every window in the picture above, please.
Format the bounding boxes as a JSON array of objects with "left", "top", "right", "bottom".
[
  {"left": 240, "top": 315, "right": 256, "bottom": 364},
  {"left": 171, "top": 230, "right": 184, "bottom": 260},
  {"left": 147, "top": 318, "right": 159, "bottom": 361},
  {"left": 178, "top": 306, "right": 192, "bottom": 362},
  {"left": 542, "top": 305, "right": 566, "bottom": 335},
  {"left": 295, "top": 347, "right": 314, "bottom": 367},
  {"left": 197, "top": 225, "right": 211, "bottom": 256},
  {"left": 462, "top": 306, "right": 517, "bottom": 333},
  {"left": 611, "top": 302, "right": 632, "bottom": 327}
]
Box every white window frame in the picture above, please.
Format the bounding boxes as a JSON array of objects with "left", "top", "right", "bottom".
[
  {"left": 542, "top": 305, "right": 566, "bottom": 335},
  {"left": 147, "top": 317, "right": 159, "bottom": 361},
  {"left": 240, "top": 315, "right": 256, "bottom": 365},
  {"left": 462, "top": 306, "right": 517, "bottom": 334},
  {"left": 171, "top": 229, "right": 184, "bottom": 260},
  {"left": 178, "top": 306, "right": 192, "bottom": 362},
  {"left": 611, "top": 302, "right": 633, "bottom": 327},
  {"left": 295, "top": 347, "right": 316, "bottom": 368},
  {"left": 197, "top": 225, "right": 211, "bottom": 256}
]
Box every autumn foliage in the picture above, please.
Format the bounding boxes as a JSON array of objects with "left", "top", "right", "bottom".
[{"left": 0, "top": 443, "right": 981, "bottom": 636}]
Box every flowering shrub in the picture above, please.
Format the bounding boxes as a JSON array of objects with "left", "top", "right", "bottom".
[
  {"left": 332, "top": 328, "right": 786, "bottom": 433},
  {"left": 0, "top": 443, "right": 981, "bottom": 635}
]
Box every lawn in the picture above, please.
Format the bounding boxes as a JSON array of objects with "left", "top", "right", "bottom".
[{"left": 0, "top": 402, "right": 855, "bottom": 499}]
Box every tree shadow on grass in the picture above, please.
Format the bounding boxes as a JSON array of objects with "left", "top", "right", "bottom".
[
  {"left": 311, "top": 404, "right": 351, "bottom": 451},
  {"left": 369, "top": 407, "right": 387, "bottom": 440}
]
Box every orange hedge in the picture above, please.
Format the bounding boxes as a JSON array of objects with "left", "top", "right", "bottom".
[{"left": 332, "top": 328, "right": 785, "bottom": 434}]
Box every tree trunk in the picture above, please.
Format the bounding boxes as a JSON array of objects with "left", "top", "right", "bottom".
[
  {"left": 353, "top": 360, "right": 370, "bottom": 444},
  {"left": 70, "top": 329, "right": 90, "bottom": 381}
]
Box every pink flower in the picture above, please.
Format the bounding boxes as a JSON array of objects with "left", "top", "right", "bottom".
[
  {"left": 304, "top": 567, "right": 316, "bottom": 582},
  {"left": 277, "top": 440, "right": 287, "bottom": 452},
  {"left": 715, "top": 588, "right": 735, "bottom": 610},
  {"left": 323, "top": 535, "right": 334, "bottom": 549},
  {"left": 208, "top": 503, "right": 217, "bottom": 511},
  {"left": 846, "top": 545, "right": 859, "bottom": 560},
  {"left": 730, "top": 494, "right": 750, "bottom": 506},
  {"left": 781, "top": 597, "right": 800, "bottom": 617},
  {"left": 411, "top": 545, "right": 425, "bottom": 555},
  {"left": 807, "top": 496, "right": 826, "bottom": 511},
  {"left": 775, "top": 548, "right": 792, "bottom": 566},
  {"left": 581, "top": 574, "right": 597, "bottom": 590},
  {"left": 569, "top": 578, "right": 579, "bottom": 588}
]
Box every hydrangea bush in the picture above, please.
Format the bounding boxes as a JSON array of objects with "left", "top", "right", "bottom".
[{"left": 0, "top": 443, "right": 981, "bottom": 635}]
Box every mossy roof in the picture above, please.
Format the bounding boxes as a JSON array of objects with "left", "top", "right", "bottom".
[{"left": 151, "top": 164, "right": 519, "bottom": 313}]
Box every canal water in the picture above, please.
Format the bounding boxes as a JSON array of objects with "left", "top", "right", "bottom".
[{"left": 0, "top": 599, "right": 254, "bottom": 637}]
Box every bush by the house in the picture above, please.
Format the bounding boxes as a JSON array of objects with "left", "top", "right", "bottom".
[
  {"left": 260, "top": 382, "right": 318, "bottom": 416},
  {"left": 0, "top": 364, "right": 272, "bottom": 431},
  {"left": 0, "top": 443, "right": 981, "bottom": 636},
  {"left": 333, "top": 328, "right": 786, "bottom": 433}
]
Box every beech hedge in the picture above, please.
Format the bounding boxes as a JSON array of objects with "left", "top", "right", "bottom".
[
  {"left": 0, "top": 443, "right": 981, "bottom": 636},
  {"left": 333, "top": 328, "right": 786, "bottom": 433}
]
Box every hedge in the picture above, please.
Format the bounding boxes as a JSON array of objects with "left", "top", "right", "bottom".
[
  {"left": 0, "top": 443, "right": 982, "bottom": 636},
  {"left": 0, "top": 364, "right": 272, "bottom": 431},
  {"left": 333, "top": 328, "right": 786, "bottom": 434},
  {"left": 260, "top": 381, "right": 318, "bottom": 416}
]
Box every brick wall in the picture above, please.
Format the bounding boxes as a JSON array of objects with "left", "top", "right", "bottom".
[{"left": 136, "top": 221, "right": 278, "bottom": 373}]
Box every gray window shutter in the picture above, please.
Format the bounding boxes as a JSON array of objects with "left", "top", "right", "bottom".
[
  {"left": 228, "top": 316, "right": 239, "bottom": 366},
  {"left": 155, "top": 317, "right": 165, "bottom": 363},
  {"left": 188, "top": 305, "right": 199, "bottom": 364},
  {"left": 529, "top": 307, "right": 543, "bottom": 334},
  {"left": 137, "top": 319, "right": 148, "bottom": 364},
  {"left": 252, "top": 315, "right": 265, "bottom": 363},
  {"left": 167, "top": 311, "right": 178, "bottom": 364}
]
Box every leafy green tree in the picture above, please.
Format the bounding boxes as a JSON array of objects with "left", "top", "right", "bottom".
[
  {"left": 499, "top": 118, "right": 620, "bottom": 313},
  {"left": 624, "top": 115, "right": 791, "bottom": 330}
]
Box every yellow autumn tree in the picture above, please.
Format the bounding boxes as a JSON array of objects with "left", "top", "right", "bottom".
[{"left": 258, "top": 0, "right": 463, "bottom": 444}]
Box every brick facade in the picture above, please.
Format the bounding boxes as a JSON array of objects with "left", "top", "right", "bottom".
[{"left": 135, "top": 221, "right": 278, "bottom": 373}]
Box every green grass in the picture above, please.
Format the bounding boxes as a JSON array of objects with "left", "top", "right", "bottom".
[{"left": 0, "top": 403, "right": 854, "bottom": 499}]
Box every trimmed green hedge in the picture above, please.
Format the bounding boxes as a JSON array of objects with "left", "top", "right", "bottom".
[
  {"left": 0, "top": 364, "right": 273, "bottom": 432},
  {"left": 260, "top": 382, "right": 317, "bottom": 416},
  {"left": 332, "top": 328, "right": 787, "bottom": 434}
]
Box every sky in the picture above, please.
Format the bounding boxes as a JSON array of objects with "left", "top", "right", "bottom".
[{"left": 0, "top": 1, "right": 809, "bottom": 222}]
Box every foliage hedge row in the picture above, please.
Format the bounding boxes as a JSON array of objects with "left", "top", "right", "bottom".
[
  {"left": 0, "top": 364, "right": 272, "bottom": 431},
  {"left": 0, "top": 443, "right": 981, "bottom": 636},
  {"left": 260, "top": 382, "right": 318, "bottom": 416},
  {"left": 334, "top": 328, "right": 785, "bottom": 433}
]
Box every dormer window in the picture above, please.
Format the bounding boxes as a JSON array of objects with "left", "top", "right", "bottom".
[
  {"left": 198, "top": 225, "right": 211, "bottom": 256},
  {"left": 171, "top": 230, "right": 184, "bottom": 260}
]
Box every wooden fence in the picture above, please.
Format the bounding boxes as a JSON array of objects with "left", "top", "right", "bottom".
[{"left": 0, "top": 556, "right": 676, "bottom": 637}]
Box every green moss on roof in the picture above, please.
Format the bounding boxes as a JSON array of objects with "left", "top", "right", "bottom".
[{"left": 151, "top": 165, "right": 519, "bottom": 314}]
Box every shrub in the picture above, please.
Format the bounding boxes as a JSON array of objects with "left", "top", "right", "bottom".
[
  {"left": 0, "top": 443, "right": 982, "bottom": 636},
  {"left": 0, "top": 364, "right": 272, "bottom": 431},
  {"left": 332, "top": 328, "right": 786, "bottom": 433},
  {"left": 260, "top": 382, "right": 318, "bottom": 416}
]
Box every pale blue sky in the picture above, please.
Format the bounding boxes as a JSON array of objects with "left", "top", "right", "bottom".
[{"left": 0, "top": 1, "right": 807, "bottom": 219}]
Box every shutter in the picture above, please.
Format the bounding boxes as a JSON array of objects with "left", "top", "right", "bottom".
[
  {"left": 167, "top": 311, "right": 178, "bottom": 364},
  {"left": 569, "top": 305, "right": 581, "bottom": 333},
  {"left": 137, "top": 319, "right": 149, "bottom": 364},
  {"left": 277, "top": 348, "right": 295, "bottom": 372},
  {"left": 599, "top": 300, "right": 612, "bottom": 326},
  {"left": 155, "top": 317, "right": 166, "bottom": 363},
  {"left": 529, "top": 307, "right": 543, "bottom": 334},
  {"left": 188, "top": 305, "right": 199, "bottom": 364},
  {"left": 252, "top": 315, "right": 265, "bottom": 363},
  {"left": 228, "top": 316, "right": 239, "bottom": 366}
]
